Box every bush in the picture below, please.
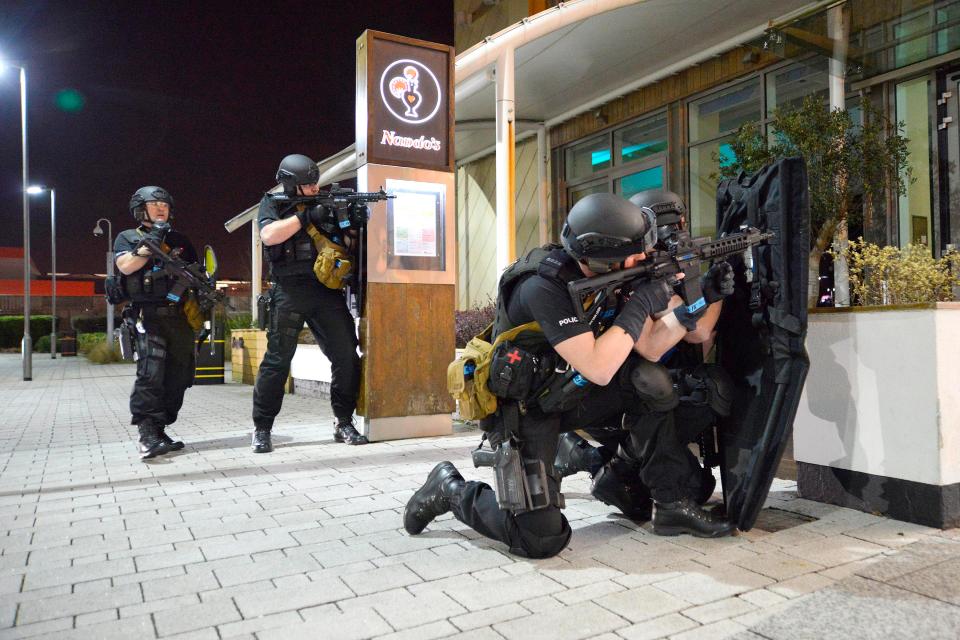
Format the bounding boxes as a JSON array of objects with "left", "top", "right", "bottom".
[
  {"left": 0, "top": 316, "right": 54, "bottom": 348},
  {"left": 71, "top": 315, "right": 120, "bottom": 333},
  {"left": 78, "top": 332, "right": 108, "bottom": 354},
  {"left": 35, "top": 335, "right": 50, "bottom": 352},
  {"left": 86, "top": 338, "right": 123, "bottom": 364},
  {"left": 226, "top": 313, "right": 253, "bottom": 333},
  {"left": 455, "top": 302, "right": 496, "bottom": 348},
  {"left": 842, "top": 239, "right": 960, "bottom": 305}
]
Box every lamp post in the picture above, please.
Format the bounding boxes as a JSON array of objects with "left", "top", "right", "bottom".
[
  {"left": 93, "top": 218, "right": 114, "bottom": 342},
  {"left": 1, "top": 57, "right": 32, "bottom": 380},
  {"left": 28, "top": 186, "right": 56, "bottom": 358}
]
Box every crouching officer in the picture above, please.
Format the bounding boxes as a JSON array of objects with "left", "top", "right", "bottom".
[
  {"left": 403, "top": 193, "right": 735, "bottom": 559},
  {"left": 557, "top": 190, "right": 735, "bottom": 519},
  {"left": 251, "top": 154, "right": 365, "bottom": 453},
  {"left": 114, "top": 186, "right": 199, "bottom": 459}
]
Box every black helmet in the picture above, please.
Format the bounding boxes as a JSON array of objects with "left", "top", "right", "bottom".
[
  {"left": 129, "top": 186, "right": 174, "bottom": 222},
  {"left": 629, "top": 190, "right": 685, "bottom": 251},
  {"left": 276, "top": 154, "right": 319, "bottom": 195},
  {"left": 560, "top": 193, "right": 655, "bottom": 273}
]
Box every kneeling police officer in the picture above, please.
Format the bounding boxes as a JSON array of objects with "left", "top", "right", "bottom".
[
  {"left": 251, "top": 154, "right": 366, "bottom": 452},
  {"left": 556, "top": 190, "right": 735, "bottom": 520},
  {"left": 114, "top": 187, "right": 199, "bottom": 459},
  {"left": 404, "top": 193, "right": 735, "bottom": 559}
]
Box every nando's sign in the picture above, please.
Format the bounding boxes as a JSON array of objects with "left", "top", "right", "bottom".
[{"left": 356, "top": 31, "right": 454, "bottom": 172}]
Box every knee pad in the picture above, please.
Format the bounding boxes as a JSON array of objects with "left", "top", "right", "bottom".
[
  {"left": 511, "top": 508, "right": 571, "bottom": 559},
  {"left": 629, "top": 361, "right": 679, "bottom": 413},
  {"left": 681, "top": 364, "right": 733, "bottom": 417}
]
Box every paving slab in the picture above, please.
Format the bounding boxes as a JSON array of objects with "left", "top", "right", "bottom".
[{"left": 0, "top": 355, "right": 957, "bottom": 640}]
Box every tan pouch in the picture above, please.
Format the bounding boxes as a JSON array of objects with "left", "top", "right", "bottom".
[
  {"left": 183, "top": 295, "right": 205, "bottom": 332},
  {"left": 447, "top": 321, "right": 542, "bottom": 421},
  {"left": 305, "top": 224, "right": 352, "bottom": 289}
]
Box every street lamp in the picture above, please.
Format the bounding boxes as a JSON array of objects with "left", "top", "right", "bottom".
[
  {"left": 1, "top": 56, "right": 32, "bottom": 380},
  {"left": 93, "top": 218, "right": 115, "bottom": 343},
  {"left": 28, "top": 186, "right": 56, "bottom": 359}
]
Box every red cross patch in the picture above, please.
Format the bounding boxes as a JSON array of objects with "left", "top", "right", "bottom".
[{"left": 506, "top": 349, "right": 523, "bottom": 365}]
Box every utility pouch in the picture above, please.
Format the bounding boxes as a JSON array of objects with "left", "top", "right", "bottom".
[
  {"left": 535, "top": 368, "right": 593, "bottom": 414},
  {"left": 104, "top": 276, "right": 129, "bottom": 305},
  {"left": 305, "top": 224, "right": 352, "bottom": 289},
  {"left": 491, "top": 439, "right": 557, "bottom": 513},
  {"left": 487, "top": 341, "right": 539, "bottom": 401},
  {"left": 256, "top": 293, "right": 271, "bottom": 330},
  {"left": 183, "top": 295, "right": 204, "bottom": 332}
]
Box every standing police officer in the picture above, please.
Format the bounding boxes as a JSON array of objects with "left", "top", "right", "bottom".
[
  {"left": 251, "top": 154, "right": 366, "bottom": 453},
  {"left": 404, "top": 193, "right": 735, "bottom": 558},
  {"left": 114, "top": 187, "right": 198, "bottom": 459}
]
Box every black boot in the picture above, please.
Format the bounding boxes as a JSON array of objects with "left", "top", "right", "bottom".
[
  {"left": 653, "top": 497, "right": 736, "bottom": 538},
  {"left": 138, "top": 422, "right": 170, "bottom": 460},
  {"left": 404, "top": 462, "right": 465, "bottom": 535},
  {"left": 334, "top": 418, "right": 368, "bottom": 445},
  {"left": 251, "top": 429, "right": 273, "bottom": 453},
  {"left": 160, "top": 428, "right": 185, "bottom": 452},
  {"left": 554, "top": 432, "right": 605, "bottom": 478},
  {"left": 591, "top": 450, "right": 652, "bottom": 521}
]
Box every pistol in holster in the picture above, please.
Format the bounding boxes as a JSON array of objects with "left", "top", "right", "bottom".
[
  {"left": 474, "top": 404, "right": 564, "bottom": 514},
  {"left": 118, "top": 311, "right": 138, "bottom": 361},
  {"left": 256, "top": 293, "right": 271, "bottom": 330}
]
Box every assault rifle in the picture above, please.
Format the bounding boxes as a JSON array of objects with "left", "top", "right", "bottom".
[
  {"left": 568, "top": 227, "right": 775, "bottom": 323},
  {"left": 270, "top": 183, "right": 394, "bottom": 231},
  {"left": 136, "top": 231, "right": 232, "bottom": 312}
]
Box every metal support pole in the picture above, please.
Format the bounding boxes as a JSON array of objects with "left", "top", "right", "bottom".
[
  {"left": 536, "top": 124, "right": 550, "bottom": 246},
  {"left": 251, "top": 220, "right": 262, "bottom": 325},
  {"left": 495, "top": 46, "right": 516, "bottom": 275},
  {"left": 19, "top": 66, "right": 31, "bottom": 381},
  {"left": 50, "top": 189, "right": 56, "bottom": 358},
  {"left": 106, "top": 220, "right": 114, "bottom": 344},
  {"left": 829, "top": 3, "right": 850, "bottom": 307}
]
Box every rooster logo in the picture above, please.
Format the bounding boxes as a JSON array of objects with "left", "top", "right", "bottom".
[
  {"left": 379, "top": 59, "right": 442, "bottom": 125},
  {"left": 388, "top": 66, "right": 423, "bottom": 118}
]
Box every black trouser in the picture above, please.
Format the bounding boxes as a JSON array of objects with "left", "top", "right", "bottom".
[
  {"left": 252, "top": 277, "right": 360, "bottom": 429},
  {"left": 449, "top": 356, "right": 689, "bottom": 558},
  {"left": 129, "top": 306, "right": 196, "bottom": 427}
]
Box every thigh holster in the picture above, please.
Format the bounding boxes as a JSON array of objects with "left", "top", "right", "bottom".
[{"left": 272, "top": 309, "right": 304, "bottom": 340}]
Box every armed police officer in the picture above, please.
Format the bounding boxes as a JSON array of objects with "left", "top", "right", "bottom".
[
  {"left": 251, "top": 154, "right": 366, "bottom": 453},
  {"left": 114, "top": 187, "right": 199, "bottom": 459},
  {"left": 404, "top": 193, "right": 735, "bottom": 559},
  {"left": 555, "top": 190, "right": 735, "bottom": 521}
]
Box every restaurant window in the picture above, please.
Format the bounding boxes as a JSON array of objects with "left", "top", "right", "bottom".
[{"left": 563, "top": 111, "right": 668, "bottom": 213}]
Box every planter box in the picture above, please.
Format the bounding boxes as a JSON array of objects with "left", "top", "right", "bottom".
[
  {"left": 290, "top": 344, "right": 333, "bottom": 398},
  {"left": 794, "top": 302, "right": 960, "bottom": 528}
]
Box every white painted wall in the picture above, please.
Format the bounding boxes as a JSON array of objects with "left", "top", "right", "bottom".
[{"left": 794, "top": 303, "right": 960, "bottom": 486}]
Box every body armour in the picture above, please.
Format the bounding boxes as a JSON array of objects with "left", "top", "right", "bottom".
[
  {"left": 260, "top": 194, "right": 319, "bottom": 279},
  {"left": 116, "top": 227, "right": 192, "bottom": 304}
]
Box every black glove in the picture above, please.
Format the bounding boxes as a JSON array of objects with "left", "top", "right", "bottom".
[
  {"left": 613, "top": 279, "right": 673, "bottom": 341},
  {"left": 700, "top": 261, "right": 734, "bottom": 304}
]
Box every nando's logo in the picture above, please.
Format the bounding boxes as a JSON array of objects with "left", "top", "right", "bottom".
[{"left": 379, "top": 58, "right": 442, "bottom": 125}]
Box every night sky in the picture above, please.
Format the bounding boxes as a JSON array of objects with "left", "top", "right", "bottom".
[{"left": 0, "top": 0, "right": 452, "bottom": 279}]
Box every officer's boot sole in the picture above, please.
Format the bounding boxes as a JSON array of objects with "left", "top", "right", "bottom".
[{"left": 652, "top": 523, "right": 736, "bottom": 538}]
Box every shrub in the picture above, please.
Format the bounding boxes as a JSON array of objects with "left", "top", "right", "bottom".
[
  {"left": 35, "top": 335, "right": 50, "bottom": 352},
  {"left": 842, "top": 238, "right": 960, "bottom": 305},
  {"left": 0, "top": 316, "right": 54, "bottom": 348},
  {"left": 71, "top": 315, "right": 120, "bottom": 333},
  {"left": 78, "top": 332, "right": 107, "bottom": 354},
  {"left": 226, "top": 313, "right": 253, "bottom": 333},
  {"left": 86, "top": 339, "right": 123, "bottom": 364},
  {"left": 455, "top": 302, "right": 496, "bottom": 348}
]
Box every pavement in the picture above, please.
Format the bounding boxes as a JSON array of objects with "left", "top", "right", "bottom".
[{"left": 0, "top": 353, "right": 958, "bottom": 640}]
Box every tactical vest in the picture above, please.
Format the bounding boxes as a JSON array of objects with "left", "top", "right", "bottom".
[
  {"left": 122, "top": 228, "right": 174, "bottom": 304},
  {"left": 492, "top": 243, "right": 615, "bottom": 342},
  {"left": 262, "top": 197, "right": 319, "bottom": 279}
]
